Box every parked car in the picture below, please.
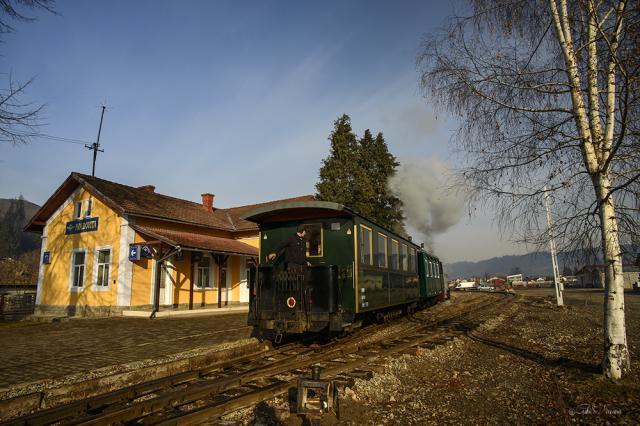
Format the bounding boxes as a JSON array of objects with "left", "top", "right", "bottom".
[{"left": 454, "top": 280, "right": 477, "bottom": 291}]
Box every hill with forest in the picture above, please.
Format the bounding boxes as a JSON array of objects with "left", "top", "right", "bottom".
[
  {"left": 0, "top": 197, "right": 41, "bottom": 258},
  {"left": 445, "top": 247, "right": 639, "bottom": 280}
]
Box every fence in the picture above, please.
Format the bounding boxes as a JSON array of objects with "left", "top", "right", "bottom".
[{"left": 0, "top": 293, "right": 36, "bottom": 320}]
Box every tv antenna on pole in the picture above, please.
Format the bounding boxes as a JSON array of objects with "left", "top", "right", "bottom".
[{"left": 86, "top": 105, "right": 107, "bottom": 176}]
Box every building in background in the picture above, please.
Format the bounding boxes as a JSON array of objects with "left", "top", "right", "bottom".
[
  {"left": 25, "top": 172, "right": 313, "bottom": 316},
  {"left": 575, "top": 264, "right": 640, "bottom": 289}
]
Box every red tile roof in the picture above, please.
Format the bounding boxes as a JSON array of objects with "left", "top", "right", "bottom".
[
  {"left": 131, "top": 225, "right": 259, "bottom": 256},
  {"left": 25, "top": 172, "right": 314, "bottom": 233}
]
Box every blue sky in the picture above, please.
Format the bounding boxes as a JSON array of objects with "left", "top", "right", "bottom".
[{"left": 0, "top": 0, "right": 526, "bottom": 263}]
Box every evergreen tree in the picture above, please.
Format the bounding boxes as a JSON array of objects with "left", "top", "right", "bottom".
[
  {"left": 367, "top": 132, "right": 405, "bottom": 234},
  {"left": 316, "top": 115, "right": 360, "bottom": 209},
  {"left": 316, "top": 115, "right": 405, "bottom": 233},
  {"left": 0, "top": 197, "right": 23, "bottom": 258}
]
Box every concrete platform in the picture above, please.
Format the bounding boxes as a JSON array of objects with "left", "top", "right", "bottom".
[
  {"left": 0, "top": 310, "right": 253, "bottom": 390},
  {"left": 122, "top": 305, "right": 248, "bottom": 317}
]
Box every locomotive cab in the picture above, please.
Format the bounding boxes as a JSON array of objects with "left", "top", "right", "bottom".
[{"left": 242, "top": 201, "right": 356, "bottom": 338}]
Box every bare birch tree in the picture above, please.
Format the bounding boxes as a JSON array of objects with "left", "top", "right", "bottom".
[{"left": 419, "top": 0, "right": 639, "bottom": 379}]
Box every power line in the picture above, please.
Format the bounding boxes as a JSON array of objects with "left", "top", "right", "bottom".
[
  {"left": 34, "top": 134, "right": 91, "bottom": 145},
  {"left": 1, "top": 132, "right": 92, "bottom": 145}
]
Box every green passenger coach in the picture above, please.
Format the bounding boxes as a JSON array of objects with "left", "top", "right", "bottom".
[{"left": 241, "top": 200, "right": 446, "bottom": 340}]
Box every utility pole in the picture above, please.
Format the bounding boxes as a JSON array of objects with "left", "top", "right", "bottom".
[
  {"left": 543, "top": 185, "right": 564, "bottom": 306},
  {"left": 86, "top": 105, "right": 106, "bottom": 176}
]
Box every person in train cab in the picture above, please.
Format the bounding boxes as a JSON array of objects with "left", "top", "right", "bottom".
[{"left": 267, "top": 225, "right": 311, "bottom": 272}]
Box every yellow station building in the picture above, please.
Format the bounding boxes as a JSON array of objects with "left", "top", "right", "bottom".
[{"left": 25, "top": 172, "right": 313, "bottom": 317}]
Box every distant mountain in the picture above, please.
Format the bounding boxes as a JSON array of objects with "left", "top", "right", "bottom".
[
  {"left": 445, "top": 252, "right": 555, "bottom": 279},
  {"left": 445, "top": 246, "right": 639, "bottom": 279}
]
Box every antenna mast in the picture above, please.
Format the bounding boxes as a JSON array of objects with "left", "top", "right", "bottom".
[{"left": 86, "top": 105, "right": 106, "bottom": 176}]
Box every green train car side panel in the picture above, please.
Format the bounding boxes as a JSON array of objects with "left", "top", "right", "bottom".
[
  {"left": 353, "top": 216, "right": 421, "bottom": 313},
  {"left": 419, "top": 251, "right": 444, "bottom": 298}
]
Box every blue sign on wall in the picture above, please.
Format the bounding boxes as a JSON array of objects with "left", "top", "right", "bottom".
[
  {"left": 42, "top": 251, "right": 51, "bottom": 264},
  {"left": 65, "top": 217, "right": 99, "bottom": 235},
  {"left": 128, "top": 244, "right": 140, "bottom": 261}
]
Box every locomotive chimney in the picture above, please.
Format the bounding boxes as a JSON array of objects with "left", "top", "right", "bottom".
[{"left": 201, "top": 193, "right": 215, "bottom": 212}]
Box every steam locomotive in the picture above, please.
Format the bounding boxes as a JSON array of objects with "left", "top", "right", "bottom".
[{"left": 241, "top": 201, "right": 446, "bottom": 340}]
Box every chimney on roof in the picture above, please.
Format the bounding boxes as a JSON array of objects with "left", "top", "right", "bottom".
[
  {"left": 139, "top": 185, "right": 156, "bottom": 193},
  {"left": 201, "top": 193, "right": 215, "bottom": 212}
]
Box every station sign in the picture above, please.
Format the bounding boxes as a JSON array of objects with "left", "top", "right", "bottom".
[{"left": 65, "top": 217, "right": 99, "bottom": 235}]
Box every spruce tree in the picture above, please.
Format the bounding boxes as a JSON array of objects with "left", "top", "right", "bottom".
[
  {"left": 367, "top": 132, "right": 405, "bottom": 235},
  {"left": 316, "top": 115, "right": 405, "bottom": 234},
  {"left": 316, "top": 115, "right": 359, "bottom": 208},
  {"left": 0, "top": 198, "right": 22, "bottom": 258}
]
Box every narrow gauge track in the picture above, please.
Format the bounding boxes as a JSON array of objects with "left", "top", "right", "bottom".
[{"left": 3, "top": 293, "right": 509, "bottom": 426}]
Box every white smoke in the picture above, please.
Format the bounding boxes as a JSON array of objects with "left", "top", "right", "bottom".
[{"left": 389, "top": 159, "right": 467, "bottom": 249}]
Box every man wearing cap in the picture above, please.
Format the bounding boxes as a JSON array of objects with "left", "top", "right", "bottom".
[{"left": 267, "top": 226, "right": 311, "bottom": 272}]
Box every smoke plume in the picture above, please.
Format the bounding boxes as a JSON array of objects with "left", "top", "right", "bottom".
[{"left": 389, "top": 159, "right": 466, "bottom": 249}]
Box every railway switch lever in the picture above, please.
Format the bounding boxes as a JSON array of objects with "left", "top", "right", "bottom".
[{"left": 296, "top": 365, "right": 340, "bottom": 424}]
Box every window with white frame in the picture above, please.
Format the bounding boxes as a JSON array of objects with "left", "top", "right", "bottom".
[
  {"left": 85, "top": 198, "right": 92, "bottom": 217},
  {"left": 196, "top": 257, "right": 213, "bottom": 288},
  {"left": 95, "top": 248, "right": 110, "bottom": 287},
  {"left": 74, "top": 201, "right": 83, "bottom": 219},
  {"left": 71, "top": 250, "right": 86, "bottom": 287}
]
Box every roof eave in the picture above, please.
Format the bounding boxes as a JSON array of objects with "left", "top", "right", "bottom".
[
  {"left": 240, "top": 200, "right": 351, "bottom": 222},
  {"left": 127, "top": 212, "right": 236, "bottom": 232}
]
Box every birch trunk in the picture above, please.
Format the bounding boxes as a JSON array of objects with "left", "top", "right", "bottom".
[{"left": 595, "top": 173, "right": 630, "bottom": 380}]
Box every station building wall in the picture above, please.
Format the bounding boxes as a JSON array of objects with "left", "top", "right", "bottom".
[
  {"left": 36, "top": 190, "right": 257, "bottom": 317},
  {"left": 36, "top": 187, "right": 123, "bottom": 316}
]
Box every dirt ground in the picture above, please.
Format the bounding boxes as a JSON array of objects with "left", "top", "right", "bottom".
[{"left": 231, "top": 289, "right": 640, "bottom": 425}]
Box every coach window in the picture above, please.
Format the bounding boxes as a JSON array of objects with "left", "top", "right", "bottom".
[
  {"left": 302, "top": 224, "right": 323, "bottom": 257},
  {"left": 390, "top": 240, "right": 399, "bottom": 270},
  {"left": 360, "top": 225, "right": 373, "bottom": 265},
  {"left": 409, "top": 248, "right": 416, "bottom": 273},
  {"left": 400, "top": 244, "right": 408, "bottom": 271},
  {"left": 427, "top": 259, "right": 432, "bottom": 277},
  {"left": 375, "top": 233, "right": 388, "bottom": 268}
]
